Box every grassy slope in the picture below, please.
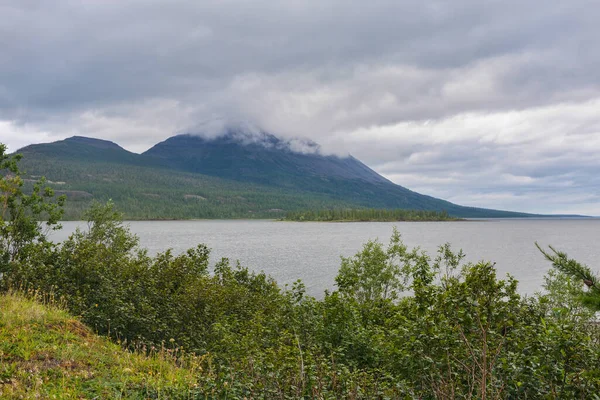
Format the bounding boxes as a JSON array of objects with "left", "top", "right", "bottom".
[{"left": 0, "top": 293, "right": 198, "bottom": 399}]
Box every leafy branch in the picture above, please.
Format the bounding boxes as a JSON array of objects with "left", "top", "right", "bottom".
[{"left": 537, "top": 242, "right": 600, "bottom": 311}]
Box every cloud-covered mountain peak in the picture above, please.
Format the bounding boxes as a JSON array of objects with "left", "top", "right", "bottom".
[{"left": 184, "top": 119, "right": 324, "bottom": 156}]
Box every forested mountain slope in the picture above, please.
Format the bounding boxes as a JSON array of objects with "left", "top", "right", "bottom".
[{"left": 14, "top": 132, "right": 535, "bottom": 219}]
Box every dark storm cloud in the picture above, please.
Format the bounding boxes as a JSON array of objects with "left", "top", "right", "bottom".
[{"left": 1, "top": 0, "right": 599, "bottom": 214}]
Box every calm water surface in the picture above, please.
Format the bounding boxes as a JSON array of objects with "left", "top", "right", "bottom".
[{"left": 51, "top": 219, "right": 600, "bottom": 297}]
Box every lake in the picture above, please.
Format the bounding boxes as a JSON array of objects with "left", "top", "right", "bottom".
[{"left": 51, "top": 219, "right": 600, "bottom": 297}]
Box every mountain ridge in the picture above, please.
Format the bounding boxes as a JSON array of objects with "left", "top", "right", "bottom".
[{"left": 12, "top": 133, "right": 542, "bottom": 219}]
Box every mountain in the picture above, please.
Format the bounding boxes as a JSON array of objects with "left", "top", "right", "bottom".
[
  {"left": 144, "top": 132, "right": 391, "bottom": 186},
  {"left": 12, "top": 131, "right": 536, "bottom": 219},
  {"left": 17, "top": 136, "right": 145, "bottom": 165},
  {"left": 142, "top": 131, "right": 533, "bottom": 217}
]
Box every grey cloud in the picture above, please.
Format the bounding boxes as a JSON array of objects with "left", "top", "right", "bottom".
[
  {"left": 1, "top": 0, "right": 599, "bottom": 214},
  {"left": 2, "top": 0, "right": 598, "bottom": 119}
]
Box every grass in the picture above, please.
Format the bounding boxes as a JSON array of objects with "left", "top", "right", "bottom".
[{"left": 0, "top": 293, "right": 200, "bottom": 399}]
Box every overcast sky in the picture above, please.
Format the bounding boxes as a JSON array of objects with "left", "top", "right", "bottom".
[{"left": 1, "top": 1, "right": 599, "bottom": 215}]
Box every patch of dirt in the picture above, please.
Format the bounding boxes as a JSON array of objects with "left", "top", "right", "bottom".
[
  {"left": 46, "top": 319, "right": 91, "bottom": 338},
  {"left": 184, "top": 194, "right": 206, "bottom": 201},
  {"left": 19, "top": 358, "right": 82, "bottom": 372},
  {"left": 55, "top": 191, "right": 93, "bottom": 200},
  {"left": 23, "top": 179, "right": 65, "bottom": 185}
]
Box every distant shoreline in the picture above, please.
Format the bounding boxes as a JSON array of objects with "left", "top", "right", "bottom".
[
  {"left": 53, "top": 216, "right": 599, "bottom": 223},
  {"left": 280, "top": 218, "right": 466, "bottom": 223}
]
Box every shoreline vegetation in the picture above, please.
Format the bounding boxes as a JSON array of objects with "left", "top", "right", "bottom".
[
  {"left": 282, "top": 208, "right": 461, "bottom": 222},
  {"left": 3, "top": 143, "right": 600, "bottom": 398}
]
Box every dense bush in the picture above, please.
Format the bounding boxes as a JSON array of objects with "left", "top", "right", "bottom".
[{"left": 3, "top": 143, "right": 600, "bottom": 398}]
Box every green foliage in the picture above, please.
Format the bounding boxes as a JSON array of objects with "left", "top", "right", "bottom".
[
  {"left": 326, "top": 235, "right": 600, "bottom": 398},
  {"left": 336, "top": 228, "right": 408, "bottom": 304},
  {"left": 0, "top": 144, "right": 65, "bottom": 289},
  {"left": 285, "top": 208, "right": 458, "bottom": 221},
  {"left": 11, "top": 201, "right": 280, "bottom": 355},
  {"left": 3, "top": 144, "right": 600, "bottom": 398},
  {"left": 537, "top": 243, "right": 600, "bottom": 311}
]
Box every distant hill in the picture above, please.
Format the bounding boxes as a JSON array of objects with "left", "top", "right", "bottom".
[
  {"left": 13, "top": 130, "right": 538, "bottom": 219},
  {"left": 18, "top": 136, "right": 147, "bottom": 165}
]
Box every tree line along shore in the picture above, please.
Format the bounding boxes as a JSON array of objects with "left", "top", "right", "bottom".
[{"left": 282, "top": 208, "right": 460, "bottom": 222}]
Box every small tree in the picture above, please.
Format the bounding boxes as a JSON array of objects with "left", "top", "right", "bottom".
[
  {"left": 335, "top": 228, "right": 408, "bottom": 304},
  {"left": 0, "top": 143, "right": 65, "bottom": 284},
  {"left": 537, "top": 243, "right": 600, "bottom": 311}
]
